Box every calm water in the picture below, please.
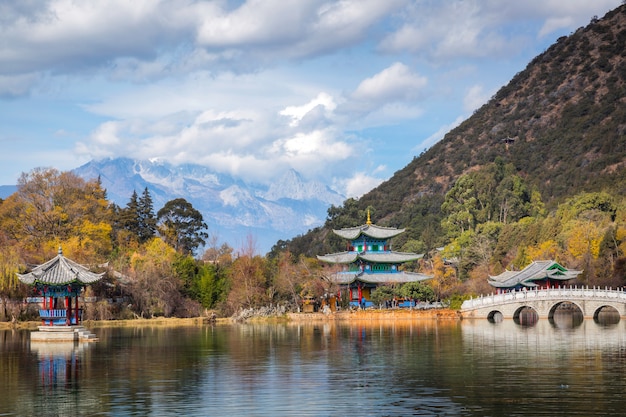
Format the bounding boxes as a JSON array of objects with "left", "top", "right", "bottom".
[{"left": 1, "top": 316, "right": 626, "bottom": 416}]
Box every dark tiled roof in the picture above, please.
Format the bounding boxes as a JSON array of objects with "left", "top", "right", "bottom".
[
  {"left": 333, "top": 224, "right": 405, "bottom": 240},
  {"left": 329, "top": 271, "right": 432, "bottom": 285},
  {"left": 488, "top": 260, "right": 582, "bottom": 288},
  {"left": 17, "top": 248, "right": 105, "bottom": 286},
  {"left": 317, "top": 251, "right": 423, "bottom": 264}
]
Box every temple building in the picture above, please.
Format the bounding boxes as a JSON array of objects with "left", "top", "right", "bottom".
[
  {"left": 488, "top": 260, "right": 582, "bottom": 292},
  {"left": 18, "top": 247, "right": 103, "bottom": 341},
  {"left": 317, "top": 211, "right": 431, "bottom": 307}
]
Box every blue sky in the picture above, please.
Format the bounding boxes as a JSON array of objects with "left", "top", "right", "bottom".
[{"left": 0, "top": 0, "right": 620, "bottom": 198}]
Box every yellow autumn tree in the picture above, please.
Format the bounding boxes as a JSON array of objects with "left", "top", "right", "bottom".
[
  {"left": 0, "top": 168, "right": 113, "bottom": 264},
  {"left": 0, "top": 243, "right": 23, "bottom": 321},
  {"left": 429, "top": 254, "right": 458, "bottom": 299},
  {"left": 565, "top": 219, "right": 605, "bottom": 260},
  {"left": 126, "top": 238, "right": 180, "bottom": 317},
  {"left": 526, "top": 239, "right": 562, "bottom": 261}
]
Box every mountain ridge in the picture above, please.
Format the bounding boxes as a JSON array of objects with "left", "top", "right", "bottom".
[{"left": 72, "top": 157, "right": 345, "bottom": 253}]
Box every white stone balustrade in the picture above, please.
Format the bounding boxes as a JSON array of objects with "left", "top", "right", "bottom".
[{"left": 461, "top": 286, "right": 626, "bottom": 319}]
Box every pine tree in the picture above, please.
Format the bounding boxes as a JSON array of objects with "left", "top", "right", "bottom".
[
  {"left": 138, "top": 187, "right": 157, "bottom": 243},
  {"left": 120, "top": 190, "right": 141, "bottom": 237}
]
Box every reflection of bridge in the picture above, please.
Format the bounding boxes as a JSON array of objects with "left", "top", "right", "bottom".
[{"left": 461, "top": 287, "right": 626, "bottom": 320}]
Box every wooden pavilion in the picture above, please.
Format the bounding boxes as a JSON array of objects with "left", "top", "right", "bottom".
[{"left": 17, "top": 247, "right": 103, "bottom": 340}]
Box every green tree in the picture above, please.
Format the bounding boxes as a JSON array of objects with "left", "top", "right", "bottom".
[
  {"left": 441, "top": 174, "right": 478, "bottom": 238},
  {"left": 157, "top": 198, "right": 208, "bottom": 255},
  {"left": 400, "top": 281, "right": 436, "bottom": 302},
  {"left": 119, "top": 190, "right": 141, "bottom": 239},
  {"left": 138, "top": 187, "right": 157, "bottom": 243},
  {"left": 370, "top": 284, "right": 400, "bottom": 306}
]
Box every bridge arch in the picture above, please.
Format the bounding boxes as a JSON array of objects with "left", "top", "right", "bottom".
[
  {"left": 547, "top": 300, "right": 584, "bottom": 320},
  {"left": 487, "top": 310, "right": 503, "bottom": 323},
  {"left": 593, "top": 305, "right": 621, "bottom": 324},
  {"left": 512, "top": 306, "right": 538, "bottom": 325}
]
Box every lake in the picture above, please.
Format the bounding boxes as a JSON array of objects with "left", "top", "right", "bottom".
[{"left": 1, "top": 315, "right": 625, "bottom": 416}]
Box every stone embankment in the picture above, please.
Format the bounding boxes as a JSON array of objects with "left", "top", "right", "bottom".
[
  {"left": 287, "top": 308, "right": 461, "bottom": 322},
  {"left": 0, "top": 308, "right": 460, "bottom": 328}
]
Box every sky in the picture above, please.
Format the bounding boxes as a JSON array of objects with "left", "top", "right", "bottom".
[{"left": 0, "top": 0, "right": 621, "bottom": 198}]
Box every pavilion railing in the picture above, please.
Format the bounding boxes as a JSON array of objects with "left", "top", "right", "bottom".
[{"left": 39, "top": 309, "right": 69, "bottom": 318}]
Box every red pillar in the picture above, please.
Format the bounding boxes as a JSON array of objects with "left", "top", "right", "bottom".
[
  {"left": 74, "top": 294, "right": 79, "bottom": 325},
  {"left": 68, "top": 296, "right": 72, "bottom": 326}
]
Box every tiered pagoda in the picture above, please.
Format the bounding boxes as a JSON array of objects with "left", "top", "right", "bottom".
[
  {"left": 488, "top": 260, "right": 582, "bottom": 293},
  {"left": 18, "top": 247, "right": 103, "bottom": 341},
  {"left": 317, "top": 211, "right": 431, "bottom": 307}
]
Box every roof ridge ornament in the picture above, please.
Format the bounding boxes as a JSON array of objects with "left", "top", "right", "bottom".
[
  {"left": 366, "top": 209, "right": 372, "bottom": 225},
  {"left": 58, "top": 246, "right": 63, "bottom": 256}
]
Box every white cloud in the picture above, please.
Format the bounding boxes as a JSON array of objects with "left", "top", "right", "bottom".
[
  {"left": 379, "top": 0, "right": 621, "bottom": 60},
  {"left": 279, "top": 92, "right": 336, "bottom": 127},
  {"left": 352, "top": 62, "right": 427, "bottom": 102},
  {"left": 340, "top": 172, "right": 384, "bottom": 199}
]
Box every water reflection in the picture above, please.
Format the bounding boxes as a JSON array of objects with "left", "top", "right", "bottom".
[
  {"left": 595, "top": 307, "right": 621, "bottom": 326},
  {"left": 1, "top": 319, "right": 626, "bottom": 416},
  {"left": 550, "top": 308, "right": 584, "bottom": 329},
  {"left": 31, "top": 341, "right": 86, "bottom": 389},
  {"left": 513, "top": 306, "right": 539, "bottom": 326}
]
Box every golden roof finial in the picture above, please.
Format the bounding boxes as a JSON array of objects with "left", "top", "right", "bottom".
[{"left": 366, "top": 209, "right": 372, "bottom": 225}]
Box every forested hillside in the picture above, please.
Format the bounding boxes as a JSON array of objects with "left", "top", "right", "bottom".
[{"left": 279, "top": 5, "right": 626, "bottom": 293}]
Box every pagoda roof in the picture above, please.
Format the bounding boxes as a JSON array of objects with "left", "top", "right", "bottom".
[
  {"left": 488, "top": 260, "right": 582, "bottom": 288},
  {"left": 17, "top": 248, "right": 105, "bottom": 286},
  {"left": 333, "top": 224, "right": 405, "bottom": 240},
  {"left": 328, "top": 271, "right": 432, "bottom": 285},
  {"left": 317, "top": 251, "right": 423, "bottom": 264}
]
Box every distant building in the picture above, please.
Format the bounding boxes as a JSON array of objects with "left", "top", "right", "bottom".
[
  {"left": 317, "top": 211, "right": 431, "bottom": 307},
  {"left": 488, "top": 260, "right": 582, "bottom": 292}
]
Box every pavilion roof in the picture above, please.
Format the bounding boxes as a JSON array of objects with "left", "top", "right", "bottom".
[
  {"left": 328, "top": 271, "right": 432, "bottom": 285},
  {"left": 17, "top": 248, "right": 105, "bottom": 286},
  {"left": 487, "top": 260, "right": 582, "bottom": 288},
  {"left": 333, "top": 223, "right": 405, "bottom": 240},
  {"left": 317, "top": 251, "right": 423, "bottom": 264}
]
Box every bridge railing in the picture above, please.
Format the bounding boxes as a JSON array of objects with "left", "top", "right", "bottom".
[{"left": 461, "top": 286, "right": 626, "bottom": 310}]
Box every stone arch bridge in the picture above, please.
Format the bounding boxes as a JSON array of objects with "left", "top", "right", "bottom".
[{"left": 461, "top": 287, "right": 626, "bottom": 320}]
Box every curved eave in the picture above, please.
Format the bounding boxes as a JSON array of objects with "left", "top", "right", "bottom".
[
  {"left": 330, "top": 271, "right": 432, "bottom": 285},
  {"left": 317, "top": 251, "right": 423, "bottom": 264},
  {"left": 17, "top": 254, "right": 105, "bottom": 286},
  {"left": 333, "top": 224, "right": 405, "bottom": 240},
  {"left": 359, "top": 252, "right": 423, "bottom": 263},
  {"left": 317, "top": 252, "right": 359, "bottom": 264},
  {"left": 488, "top": 279, "right": 537, "bottom": 288}
]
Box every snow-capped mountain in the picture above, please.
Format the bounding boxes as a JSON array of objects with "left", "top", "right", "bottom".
[{"left": 72, "top": 158, "right": 345, "bottom": 254}]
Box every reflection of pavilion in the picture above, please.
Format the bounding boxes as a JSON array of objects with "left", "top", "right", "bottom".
[
  {"left": 31, "top": 341, "right": 90, "bottom": 389},
  {"left": 18, "top": 248, "right": 102, "bottom": 341}
]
